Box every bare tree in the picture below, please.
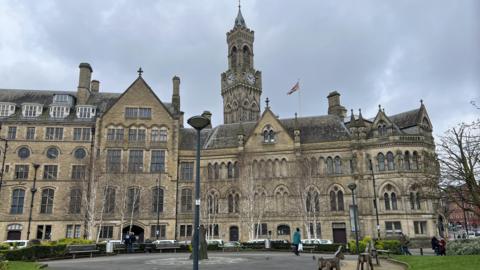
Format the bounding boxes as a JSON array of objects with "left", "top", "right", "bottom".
[{"left": 438, "top": 120, "right": 480, "bottom": 217}]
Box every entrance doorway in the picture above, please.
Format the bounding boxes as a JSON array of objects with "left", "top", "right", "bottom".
[
  {"left": 122, "top": 225, "right": 145, "bottom": 242},
  {"left": 229, "top": 226, "right": 239, "bottom": 241},
  {"left": 332, "top": 223, "right": 347, "bottom": 244}
]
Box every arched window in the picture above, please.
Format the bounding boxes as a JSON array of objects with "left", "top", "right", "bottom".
[
  {"left": 207, "top": 164, "right": 213, "bottom": 180},
  {"left": 181, "top": 188, "right": 192, "bottom": 212},
  {"left": 103, "top": 187, "right": 116, "bottom": 214},
  {"left": 334, "top": 156, "right": 342, "bottom": 174},
  {"left": 152, "top": 187, "right": 164, "bottom": 213},
  {"left": 227, "top": 162, "right": 234, "bottom": 179},
  {"left": 207, "top": 191, "right": 219, "bottom": 214},
  {"left": 277, "top": 224, "right": 291, "bottom": 235},
  {"left": 377, "top": 153, "right": 385, "bottom": 171},
  {"left": 387, "top": 152, "right": 395, "bottom": 171},
  {"left": 228, "top": 191, "right": 240, "bottom": 213},
  {"left": 326, "top": 157, "right": 334, "bottom": 175},
  {"left": 310, "top": 158, "right": 318, "bottom": 176},
  {"left": 234, "top": 162, "right": 239, "bottom": 178},
  {"left": 306, "top": 187, "right": 320, "bottom": 213},
  {"left": 404, "top": 151, "right": 411, "bottom": 170},
  {"left": 337, "top": 190, "right": 344, "bottom": 211},
  {"left": 281, "top": 159, "right": 288, "bottom": 177},
  {"left": 384, "top": 193, "right": 391, "bottom": 210},
  {"left": 391, "top": 192, "right": 398, "bottom": 210},
  {"left": 69, "top": 188, "right": 82, "bottom": 214},
  {"left": 275, "top": 187, "right": 288, "bottom": 213},
  {"left": 243, "top": 46, "right": 251, "bottom": 67},
  {"left": 127, "top": 187, "right": 140, "bottom": 213},
  {"left": 230, "top": 46, "right": 237, "bottom": 69},
  {"left": 412, "top": 151, "right": 419, "bottom": 170},
  {"left": 10, "top": 189, "right": 25, "bottom": 214},
  {"left": 263, "top": 125, "right": 275, "bottom": 143},
  {"left": 378, "top": 122, "right": 387, "bottom": 136},
  {"left": 330, "top": 190, "right": 337, "bottom": 211},
  {"left": 409, "top": 190, "right": 422, "bottom": 210},
  {"left": 214, "top": 163, "right": 219, "bottom": 180},
  {"left": 40, "top": 188, "right": 54, "bottom": 214}
]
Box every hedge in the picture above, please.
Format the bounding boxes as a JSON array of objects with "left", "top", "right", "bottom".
[
  {"left": 0, "top": 244, "right": 67, "bottom": 261},
  {"left": 447, "top": 238, "right": 480, "bottom": 255},
  {"left": 347, "top": 237, "right": 401, "bottom": 254}
]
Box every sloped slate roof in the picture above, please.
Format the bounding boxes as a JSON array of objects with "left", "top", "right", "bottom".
[
  {"left": 389, "top": 109, "right": 420, "bottom": 129},
  {"left": 281, "top": 115, "right": 351, "bottom": 143},
  {"left": 179, "top": 128, "right": 214, "bottom": 150}
]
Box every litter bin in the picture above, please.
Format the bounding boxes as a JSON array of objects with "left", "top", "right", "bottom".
[{"left": 106, "top": 240, "right": 114, "bottom": 253}]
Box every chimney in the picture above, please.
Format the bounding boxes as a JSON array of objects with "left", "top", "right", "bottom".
[
  {"left": 90, "top": 80, "right": 100, "bottom": 93},
  {"left": 172, "top": 76, "right": 181, "bottom": 114},
  {"left": 202, "top": 111, "right": 212, "bottom": 129},
  {"left": 327, "top": 91, "right": 347, "bottom": 118},
  {"left": 77, "top": 63, "right": 92, "bottom": 104}
]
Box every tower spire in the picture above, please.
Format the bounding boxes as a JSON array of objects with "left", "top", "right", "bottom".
[{"left": 234, "top": 0, "right": 246, "bottom": 27}]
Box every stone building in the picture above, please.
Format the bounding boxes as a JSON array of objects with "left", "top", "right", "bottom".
[{"left": 0, "top": 7, "right": 440, "bottom": 243}]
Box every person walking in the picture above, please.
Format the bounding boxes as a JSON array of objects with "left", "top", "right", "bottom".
[
  {"left": 292, "top": 227, "right": 301, "bottom": 256},
  {"left": 124, "top": 233, "right": 131, "bottom": 253},
  {"left": 129, "top": 232, "right": 136, "bottom": 253},
  {"left": 400, "top": 233, "right": 412, "bottom": 255},
  {"left": 439, "top": 238, "right": 447, "bottom": 256},
  {"left": 431, "top": 236, "right": 439, "bottom": 255}
]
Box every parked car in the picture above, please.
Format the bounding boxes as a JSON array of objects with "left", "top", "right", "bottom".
[
  {"left": 270, "top": 239, "right": 289, "bottom": 244},
  {"left": 207, "top": 239, "right": 224, "bottom": 246},
  {"left": 2, "top": 240, "right": 30, "bottom": 249},
  {"left": 223, "top": 241, "right": 241, "bottom": 248},
  {"left": 246, "top": 239, "right": 266, "bottom": 244},
  {"left": 301, "top": 239, "right": 333, "bottom": 245},
  {"left": 152, "top": 239, "right": 178, "bottom": 245}
]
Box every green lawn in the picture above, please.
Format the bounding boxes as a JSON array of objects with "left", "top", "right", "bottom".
[
  {"left": 394, "top": 255, "right": 480, "bottom": 270},
  {"left": 6, "top": 261, "right": 42, "bottom": 270}
]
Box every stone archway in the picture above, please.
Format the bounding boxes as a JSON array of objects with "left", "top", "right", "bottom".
[{"left": 122, "top": 224, "right": 145, "bottom": 242}]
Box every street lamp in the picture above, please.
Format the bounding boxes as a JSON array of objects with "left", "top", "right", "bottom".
[
  {"left": 27, "top": 163, "right": 40, "bottom": 240},
  {"left": 348, "top": 182, "right": 360, "bottom": 254},
  {"left": 156, "top": 178, "right": 161, "bottom": 240},
  {"left": 0, "top": 123, "right": 9, "bottom": 197},
  {"left": 369, "top": 159, "right": 381, "bottom": 239},
  {"left": 187, "top": 113, "right": 210, "bottom": 270}
]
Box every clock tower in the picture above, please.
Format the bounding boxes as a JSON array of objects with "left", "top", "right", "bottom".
[{"left": 221, "top": 5, "right": 262, "bottom": 124}]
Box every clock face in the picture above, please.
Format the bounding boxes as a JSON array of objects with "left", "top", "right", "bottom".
[
  {"left": 227, "top": 73, "right": 235, "bottom": 85},
  {"left": 246, "top": 73, "right": 256, "bottom": 85}
]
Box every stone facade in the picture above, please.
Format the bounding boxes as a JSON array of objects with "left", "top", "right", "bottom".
[{"left": 0, "top": 8, "right": 440, "bottom": 243}]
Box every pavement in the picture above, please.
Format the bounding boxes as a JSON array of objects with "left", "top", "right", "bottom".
[{"left": 46, "top": 252, "right": 405, "bottom": 270}]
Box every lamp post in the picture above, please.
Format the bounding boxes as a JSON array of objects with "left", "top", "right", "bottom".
[
  {"left": 0, "top": 123, "right": 8, "bottom": 196},
  {"left": 348, "top": 183, "right": 360, "bottom": 254},
  {"left": 369, "top": 159, "right": 381, "bottom": 239},
  {"left": 156, "top": 177, "right": 161, "bottom": 240},
  {"left": 27, "top": 163, "right": 40, "bottom": 240},
  {"left": 187, "top": 113, "right": 210, "bottom": 270}
]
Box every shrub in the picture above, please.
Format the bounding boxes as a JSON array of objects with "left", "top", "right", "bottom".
[
  {"left": 447, "top": 238, "right": 480, "bottom": 255},
  {"left": 376, "top": 240, "right": 401, "bottom": 254},
  {"left": 207, "top": 243, "right": 223, "bottom": 251},
  {"left": 241, "top": 242, "right": 264, "bottom": 249}
]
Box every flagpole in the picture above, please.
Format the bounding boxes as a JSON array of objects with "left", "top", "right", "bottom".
[{"left": 297, "top": 79, "right": 301, "bottom": 117}]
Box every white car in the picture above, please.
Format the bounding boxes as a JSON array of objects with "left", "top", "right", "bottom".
[
  {"left": 301, "top": 239, "right": 333, "bottom": 245},
  {"left": 152, "top": 239, "right": 178, "bottom": 245},
  {"left": 207, "top": 239, "right": 224, "bottom": 246},
  {"left": 2, "top": 240, "right": 29, "bottom": 249},
  {"left": 246, "top": 239, "right": 266, "bottom": 244}
]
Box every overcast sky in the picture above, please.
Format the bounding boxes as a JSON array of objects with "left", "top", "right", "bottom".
[{"left": 0, "top": 0, "right": 478, "bottom": 136}]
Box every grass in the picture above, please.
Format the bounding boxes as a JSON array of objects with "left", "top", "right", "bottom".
[
  {"left": 394, "top": 255, "right": 480, "bottom": 270},
  {"left": 6, "top": 261, "right": 42, "bottom": 270}
]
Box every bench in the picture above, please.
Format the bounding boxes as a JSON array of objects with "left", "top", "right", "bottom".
[
  {"left": 376, "top": 249, "right": 391, "bottom": 258},
  {"left": 302, "top": 245, "right": 316, "bottom": 253},
  {"left": 66, "top": 244, "right": 99, "bottom": 259},
  {"left": 113, "top": 243, "right": 140, "bottom": 253},
  {"left": 155, "top": 243, "right": 181, "bottom": 253},
  {"left": 316, "top": 246, "right": 343, "bottom": 270}
]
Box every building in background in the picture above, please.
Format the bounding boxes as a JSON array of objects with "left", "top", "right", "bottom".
[{"left": 0, "top": 7, "right": 439, "bottom": 244}]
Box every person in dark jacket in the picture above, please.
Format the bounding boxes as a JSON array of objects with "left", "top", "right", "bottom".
[
  {"left": 431, "top": 236, "right": 439, "bottom": 255},
  {"left": 438, "top": 238, "right": 446, "bottom": 256}
]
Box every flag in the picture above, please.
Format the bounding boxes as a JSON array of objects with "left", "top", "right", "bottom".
[{"left": 287, "top": 81, "right": 300, "bottom": 95}]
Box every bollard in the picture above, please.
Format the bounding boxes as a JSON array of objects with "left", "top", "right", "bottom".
[{"left": 420, "top": 247, "right": 423, "bottom": 256}]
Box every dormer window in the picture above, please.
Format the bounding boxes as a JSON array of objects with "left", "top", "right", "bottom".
[
  {"left": 53, "top": 94, "right": 73, "bottom": 104},
  {"left": 50, "top": 106, "right": 69, "bottom": 118},
  {"left": 22, "top": 103, "right": 42, "bottom": 118},
  {"left": 0, "top": 103, "right": 16, "bottom": 117},
  {"left": 76, "top": 106, "right": 96, "bottom": 119},
  {"left": 378, "top": 122, "right": 387, "bottom": 136},
  {"left": 262, "top": 125, "right": 275, "bottom": 143}
]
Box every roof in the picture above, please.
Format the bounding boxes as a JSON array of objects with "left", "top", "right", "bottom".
[
  {"left": 389, "top": 109, "right": 421, "bottom": 129},
  {"left": 234, "top": 7, "right": 247, "bottom": 28},
  {"left": 281, "top": 115, "right": 351, "bottom": 143}
]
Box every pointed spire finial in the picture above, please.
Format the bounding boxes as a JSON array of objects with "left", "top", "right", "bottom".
[
  {"left": 358, "top": 108, "right": 363, "bottom": 119},
  {"left": 350, "top": 109, "right": 355, "bottom": 122},
  {"left": 234, "top": 0, "right": 246, "bottom": 27},
  {"left": 137, "top": 67, "right": 143, "bottom": 77},
  {"left": 265, "top": 97, "right": 270, "bottom": 109},
  {"left": 378, "top": 104, "right": 382, "bottom": 111},
  {"left": 420, "top": 99, "right": 424, "bottom": 105}
]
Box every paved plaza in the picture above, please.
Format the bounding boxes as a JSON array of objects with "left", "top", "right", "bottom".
[{"left": 46, "top": 252, "right": 405, "bottom": 270}]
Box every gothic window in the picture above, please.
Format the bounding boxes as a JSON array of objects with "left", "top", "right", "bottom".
[
  {"left": 412, "top": 151, "right": 419, "bottom": 170},
  {"left": 152, "top": 187, "right": 164, "bottom": 213},
  {"left": 181, "top": 188, "right": 192, "bottom": 212},
  {"left": 330, "top": 190, "right": 337, "bottom": 211},
  {"left": 384, "top": 193, "right": 391, "bottom": 210},
  {"left": 262, "top": 125, "right": 275, "bottom": 143},
  {"left": 281, "top": 159, "right": 288, "bottom": 177},
  {"left": 207, "top": 191, "right": 219, "bottom": 214},
  {"left": 40, "top": 188, "right": 54, "bottom": 214},
  {"left": 404, "top": 151, "right": 411, "bottom": 170},
  {"left": 306, "top": 187, "right": 320, "bottom": 213},
  {"left": 214, "top": 163, "right": 219, "bottom": 180},
  {"left": 391, "top": 192, "right": 398, "bottom": 210},
  {"left": 378, "top": 122, "right": 387, "bottom": 136},
  {"left": 326, "top": 157, "right": 334, "bottom": 175},
  {"left": 10, "top": 189, "right": 25, "bottom": 214},
  {"left": 383, "top": 184, "right": 399, "bottom": 211},
  {"left": 334, "top": 156, "right": 342, "bottom": 174},
  {"left": 275, "top": 187, "right": 288, "bottom": 213},
  {"left": 409, "top": 189, "right": 422, "bottom": 210},
  {"left": 310, "top": 158, "right": 318, "bottom": 176},
  {"left": 127, "top": 187, "right": 140, "bottom": 213},
  {"left": 230, "top": 46, "right": 237, "bottom": 69},
  {"left": 377, "top": 153, "right": 385, "bottom": 171},
  {"left": 338, "top": 190, "right": 344, "bottom": 211},
  {"left": 228, "top": 191, "right": 240, "bottom": 213},
  {"left": 69, "top": 188, "right": 82, "bottom": 214},
  {"left": 207, "top": 164, "right": 213, "bottom": 180},
  {"left": 103, "top": 187, "right": 115, "bottom": 214},
  {"left": 243, "top": 46, "right": 251, "bottom": 68},
  {"left": 227, "top": 162, "right": 234, "bottom": 179},
  {"left": 329, "top": 187, "right": 344, "bottom": 211},
  {"left": 387, "top": 152, "right": 395, "bottom": 171}
]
